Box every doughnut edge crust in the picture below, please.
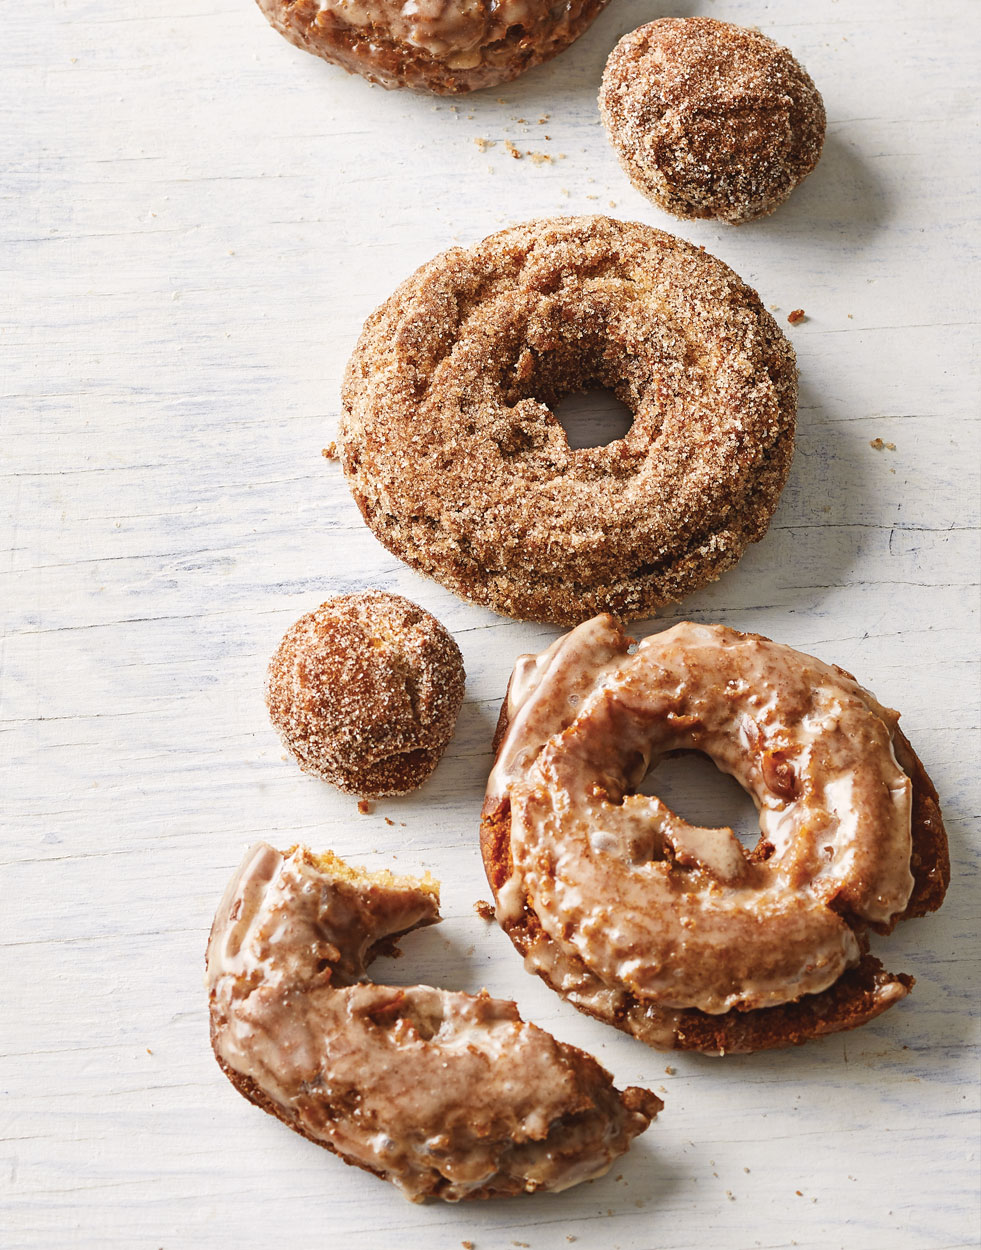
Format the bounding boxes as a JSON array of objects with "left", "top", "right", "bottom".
[
  {"left": 341, "top": 216, "right": 797, "bottom": 626},
  {"left": 207, "top": 843, "right": 661, "bottom": 1200},
  {"left": 479, "top": 619, "right": 949, "bottom": 1054},
  {"left": 256, "top": 0, "right": 611, "bottom": 94},
  {"left": 599, "top": 18, "right": 826, "bottom": 224}
]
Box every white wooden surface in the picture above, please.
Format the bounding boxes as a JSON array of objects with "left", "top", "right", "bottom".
[{"left": 2, "top": 1, "right": 979, "bottom": 1247}]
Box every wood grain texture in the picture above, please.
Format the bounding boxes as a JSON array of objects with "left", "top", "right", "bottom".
[{"left": 1, "top": 1, "right": 978, "bottom": 1247}]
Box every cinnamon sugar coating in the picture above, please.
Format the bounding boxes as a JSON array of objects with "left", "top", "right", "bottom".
[
  {"left": 600, "top": 18, "right": 826, "bottom": 224},
  {"left": 480, "top": 618, "right": 949, "bottom": 1053},
  {"left": 256, "top": 0, "right": 610, "bottom": 94},
  {"left": 207, "top": 844, "right": 661, "bottom": 1201},
  {"left": 341, "top": 216, "right": 797, "bottom": 626},
  {"left": 266, "top": 592, "right": 464, "bottom": 796}
]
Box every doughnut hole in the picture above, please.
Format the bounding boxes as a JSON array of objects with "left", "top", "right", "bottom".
[
  {"left": 266, "top": 592, "right": 465, "bottom": 798},
  {"left": 552, "top": 389, "right": 634, "bottom": 450},
  {"left": 638, "top": 751, "right": 762, "bottom": 852},
  {"left": 492, "top": 314, "right": 665, "bottom": 473},
  {"left": 600, "top": 18, "right": 826, "bottom": 223}
]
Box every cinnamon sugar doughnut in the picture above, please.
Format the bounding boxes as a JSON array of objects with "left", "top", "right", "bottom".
[
  {"left": 207, "top": 843, "right": 661, "bottom": 1201},
  {"left": 256, "top": 0, "right": 610, "bottom": 94},
  {"left": 341, "top": 216, "right": 797, "bottom": 626},
  {"left": 600, "top": 18, "right": 826, "bottom": 224},
  {"left": 266, "top": 592, "right": 464, "bottom": 796},
  {"left": 480, "top": 616, "right": 949, "bottom": 1054}
]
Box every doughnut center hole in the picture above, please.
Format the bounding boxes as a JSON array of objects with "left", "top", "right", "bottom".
[
  {"left": 552, "top": 388, "right": 634, "bottom": 450},
  {"left": 638, "top": 750, "right": 761, "bottom": 850}
]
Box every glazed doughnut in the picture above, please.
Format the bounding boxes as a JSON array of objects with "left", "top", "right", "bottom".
[
  {"left": 266, "top": 592, "right": 464, "bottom": 796},
  {"left": 207, "top": 843, "right": 661, "bottom": 1200},
  {"left": 599, "top": 18, "right": 826, "bottom": 224},
  {"left": 341, "top": 216, "right": 797, "bottom": 626},
  {"left": 480, "top": 616, "right": 949, "bottom": 1054},
  {"left": 256, "top": 0, "right": 610, "bottom": 94}
]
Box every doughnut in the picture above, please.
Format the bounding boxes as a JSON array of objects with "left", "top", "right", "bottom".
[
  {"left": 207, "top": 842, "right": 662, "bottom": 1200},
  {"left": 255, "top": 0, "right": 610, "bottom": 94},
  {"left": 266, "top": 592, "right": 464, "bottom": 797},
  {"left": 341, "top": 216, "right": 797, "bottom": 626},
  {"left": 599, "top": 18, "right": 826, "bottom": 224},
  {"left": 480, "top": 616, "right": 949, "bottom": 1054}
]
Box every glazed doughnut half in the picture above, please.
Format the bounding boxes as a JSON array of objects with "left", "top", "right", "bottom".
[
  {"left": 256, "top": 0, "right": 610, "bottom": 94},
  {"left": 480, "top": 617, "right": 949, "bottom": 1054},
  {"left": 342, "top": 216, "right": 797, "bottom": 625},
  {"left": 207, "top": 843, "right": 661, "bottom": 1201}
]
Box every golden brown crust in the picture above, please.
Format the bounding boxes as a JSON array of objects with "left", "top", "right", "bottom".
[
  {"left": 257, "top": 0, "right": 610, "bottom": 94},
  {"left": 480, "top": 678, "right": 948, "bottom": 1055},
  {"left": 266, "top": 591, "right": 465, "bottom": 796},
  {"left": 341, "top": 216, "right": 797, "bottom": 626},
  {"left": 600, "top": 18, "right": 826, "bottom": 224}
]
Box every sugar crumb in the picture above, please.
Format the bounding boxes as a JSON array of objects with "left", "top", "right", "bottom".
[
  {"left": 787, "top": 308, "right": 806, "bottom": 324},
  {"left": 321, "top": 442, "right": 338, "bottom": 460},
  {"left": 357, "top": 799, "right": 373, "bottom": 815}
]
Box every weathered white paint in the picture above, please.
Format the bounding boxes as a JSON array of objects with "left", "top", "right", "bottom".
[{"left": 1, "top": 1, "right": 978, "bottom": 1247}]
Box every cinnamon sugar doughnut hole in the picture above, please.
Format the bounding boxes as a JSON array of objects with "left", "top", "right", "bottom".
[
  {"left": 600, "top": 18, "right": 826, "bottom": 224},
  {"left": 266, "top": 592, "right": 465, "bottom": 797},
  {"left": 341, "top": 216, "right": 798, "bottom": 626}
]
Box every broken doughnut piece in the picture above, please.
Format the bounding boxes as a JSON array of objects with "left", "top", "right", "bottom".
[{"left": 207, "top": 843, "right": 661, "bottom": 1201}]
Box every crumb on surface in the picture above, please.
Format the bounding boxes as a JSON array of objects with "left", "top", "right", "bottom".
[
  {"left": 475, "top": 899, "right": 496, "bottom": 920},
  {"left": 505, "top": 141, "right": 522, "bottom": 159},
  {"left": 358, "top": 799, "right": 373, "bottom": 815},
  {"left": 384, "top": 816, "right": 395, "bottom": 826},
  {"left": 870, "top": 437, "right": 896, "bottom": 451},
  {"left": 462, "top": 1242, "right": 474, "bottom": 1249},
  {"left": 321, "top": 442, "right": 338, "bottom": 460},
  {"left": 664, "top": 1065, "right": 675, "bottom": 1074},
  {"left": 474, "top": 137, "right": 495, "bottom": 152},
  {"left": 787, "top": 308, "right": 806, "bottom": 324}
]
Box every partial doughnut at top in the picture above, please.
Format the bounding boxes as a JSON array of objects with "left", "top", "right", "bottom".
[
  {"left": 480, "top": 616, "right": 949, "bottom": 1053},
  {"left": 600, "top": 18, "right": 826, "bottom": 223},
  {"left": 256, "top": 0, "right": 611, "bottom": 94},
  {"left": 207, "top": 843, "right": 661, "bottom": 1200},
  {"left": 341, "top": 216, "right": 797, "bottom": 626}
]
